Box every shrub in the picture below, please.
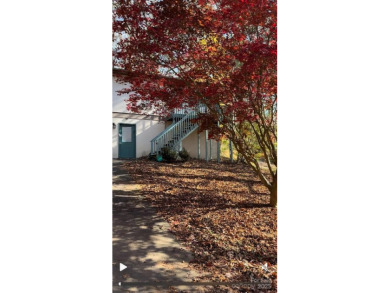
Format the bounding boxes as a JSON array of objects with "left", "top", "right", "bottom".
[
  {"left": 178, "top": 148, "right": 190, "bottom": 161},
  {"left": 161, "top": 146, "right": 178, "bottom": 162}
]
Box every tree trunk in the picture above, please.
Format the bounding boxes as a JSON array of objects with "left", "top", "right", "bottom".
[{"left": 270, "top": 176, "right": 277, "bottom": 207}]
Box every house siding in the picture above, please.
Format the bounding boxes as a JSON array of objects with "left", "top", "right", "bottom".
[
  {"left": 182, "top": 130, "right": 218, "bottom": 160},
  {"left": 113, "top": 74, "right": 219, "bottom": 160},
  {"left": 165, "top": 121, "right": 219, "bottom": 160},
  {"left": 112, "top": 118, "right": 165, "bottom": 158},
  {"left": 113, "top": 76, "right": 165, "bottom": 158}
]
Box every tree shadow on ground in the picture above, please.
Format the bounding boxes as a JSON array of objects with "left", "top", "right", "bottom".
[
  {"left": 119, "top": 159, "right": 277, "bottom": 291},
  {"left": 113, "top": 160, "right": 207, "bottom": 292}
]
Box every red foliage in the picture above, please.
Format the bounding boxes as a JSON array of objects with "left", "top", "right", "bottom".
[
  {"left": 114, "top": 1, "right": 277, "bottom": 203},
  {"left": 113, "top": 0, "right": 277, "bottom": 139}
]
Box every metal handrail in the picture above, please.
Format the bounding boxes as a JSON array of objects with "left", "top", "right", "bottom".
[
  {"left": 173, "top": 105, "right": 208, "bottom": 115},
  {"left": 150, "top": 110, "right": 199, "bottom": 154}
]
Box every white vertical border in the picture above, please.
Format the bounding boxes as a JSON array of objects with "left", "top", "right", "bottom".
[
  {"left": 0, "top": 1, "right": 112, "bottom": 292},
  {"left": 279, "top": 0, "right": 390, "bottom": 292}
]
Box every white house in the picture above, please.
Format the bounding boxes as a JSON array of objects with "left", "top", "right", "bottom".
[{"left": 112, "top": 69, "right": 219, "bottom": 160}]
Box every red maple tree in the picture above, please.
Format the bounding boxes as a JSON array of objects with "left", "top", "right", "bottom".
[{"left": 113, "top": 0, "right": 277, "bottom": 206}]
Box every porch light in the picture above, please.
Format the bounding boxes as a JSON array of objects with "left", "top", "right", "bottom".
[{"left": 113, "top": 123, "right": 116, "bottom": 129}]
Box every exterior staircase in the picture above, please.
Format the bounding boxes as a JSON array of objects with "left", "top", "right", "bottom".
[{"left": 150, "top": 110, "right": 199, "bottom": 154}]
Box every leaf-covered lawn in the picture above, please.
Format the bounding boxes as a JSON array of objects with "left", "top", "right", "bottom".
[{"left": 126, "top": 159, "right": 277, "bottom": 292}]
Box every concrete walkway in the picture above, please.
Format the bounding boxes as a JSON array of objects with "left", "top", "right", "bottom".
[{"left": 113, "top": 160, "right": 203, "bottom": 293}]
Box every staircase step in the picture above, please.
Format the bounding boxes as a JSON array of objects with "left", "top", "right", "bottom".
[{"left": 151, "top": 111, "right": 199, "bottom": 153}]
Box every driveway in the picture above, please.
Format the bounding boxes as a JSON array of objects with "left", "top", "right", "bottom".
[{"left": 112, "top": 160, "right": 203, "bottom": 292}]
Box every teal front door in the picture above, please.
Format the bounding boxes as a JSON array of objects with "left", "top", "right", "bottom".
[{"left": 118, "top": 124, "right": 136, "bottom": 159}]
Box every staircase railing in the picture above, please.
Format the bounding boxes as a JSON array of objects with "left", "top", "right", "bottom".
[
  {"left": 150, "top": 110, "right": 199, "bottom": 154},
  {"left": 172, "top": 104, "right": 207, "bottom": 115}
]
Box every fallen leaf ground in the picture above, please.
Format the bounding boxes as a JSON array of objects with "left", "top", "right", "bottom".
[{"left": 125, "top": 158, "right": 277, "bottom": 292}]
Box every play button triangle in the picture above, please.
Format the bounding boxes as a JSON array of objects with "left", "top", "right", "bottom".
[{"left": 119, "top": 263, "right": 127, "bottom": 271}]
